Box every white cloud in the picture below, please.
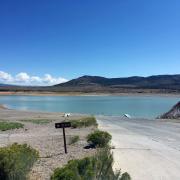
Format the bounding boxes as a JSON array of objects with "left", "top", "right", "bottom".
[
  {"left": 0, "top": 71, "right": 13, "bottom": 82},
  {"left": 15, "top": 72, "right": 30, "bottom": 82},
  {"left": 30, "top": 76, "right": 41, "bottom": 82},
  {"left": 0, "top": 70, "right": 68, "bottom": 86},
  {"left": 43, "top": 74, "right": 55, "bottom": 84},
  {"left": 56, "top": 77, "right": 68, "bottom": 84}
]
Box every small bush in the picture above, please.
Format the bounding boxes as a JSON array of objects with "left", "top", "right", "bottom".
[
  {"left": 87, "top": 130, "right": 112, "bottom": 147},
  {"left": 0, "top": 143, "right": 39, "bottom": 180},
  {"left": 0, "top": 122, "right": 24, "bottom": 131},
  {"left": 120, "top": 172, "right": 131, "bottom": 180},
  {"left": 51, "top": 148, "right": 131, "bottom": 180},
  {"left": 70, "top": 117, "right": 97, "bottom": 128},
  {"left": 69, "top": 135, "right": 80, "bottom": 145},
  {"left": 21, "top": 119, "right": 52, "bottom": 124}
]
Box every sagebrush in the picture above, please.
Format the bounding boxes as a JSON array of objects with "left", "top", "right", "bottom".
[
  {"left": 51, "top": 148, "right": 131, "bottom": 180},
  {"left": 0, "top": 143, "right": 39, "bottom": 180},
  {"left": 87, "top": 130, "right": 112, "bottom": 147}
]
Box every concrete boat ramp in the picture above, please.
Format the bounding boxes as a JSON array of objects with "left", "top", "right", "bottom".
[{"left": 97, "top": 116, "right": 180, "bottom": 180}]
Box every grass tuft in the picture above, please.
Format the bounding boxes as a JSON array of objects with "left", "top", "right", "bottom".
[
  {"left": 69, "top": 135, "right": 80, "bottom": 145},
  {"left": 70, "top": 117, "right": 97, "bottom": 128},
  {"left": 0, "top": 121, "right": 24, "bottom": 131},
  {"left": 20, "top": 119, "right": 52, "bottom": 124}
]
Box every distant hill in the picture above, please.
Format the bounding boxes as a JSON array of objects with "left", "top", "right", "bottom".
[
  {"left": 159, "top": 101, "right": 180, "bottom": 119},
  {"left": 55, "top": 75, "right": 180, "bottom": 89},
  {"left": 0, "top": 74, "right": 180, "bottom": 94},
  {"left": 0, "top": 83, "right": 8, "bottom": 86},
  {"left": 53, "top": 74, "right": 180, "bottom": 93},
  {"left": 0, "top": 83, "right": 16, "bottom": 87}
]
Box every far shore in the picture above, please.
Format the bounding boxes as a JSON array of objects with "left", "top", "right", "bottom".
[{"left": 0, "top": 91, "right": 180, "bottom": 97}]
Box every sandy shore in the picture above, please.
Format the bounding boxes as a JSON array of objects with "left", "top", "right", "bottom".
[
  {"left": 97, "top": 116, "right": 180, "bottom": 180},
  {"left": 0, "top": 104, "right": 7, "bottom": 109},
  {"left": 0, "top": 108, "right": 96, "bottom": 180}
]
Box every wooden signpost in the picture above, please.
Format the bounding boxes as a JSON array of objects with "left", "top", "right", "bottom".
[{"left": 55, "top": 122, "right": 71, "bottom": 154}]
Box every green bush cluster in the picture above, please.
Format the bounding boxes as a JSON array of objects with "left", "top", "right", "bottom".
[
  {"left": 51, "top": 148, "right": 131, "bottom": 180},
  {"left": 70, "top": 117, "right": 97, "bottom": 128},
  {"left": 87, "top": 130, "right": 112, "bottom": 147},
  {"left": 0, "top": 122, "right": 24, "bottom": 131},
  {"left": 0, "top": 143, "right": 39, "bottom": 180},
  {"left": 69, "top": 135, "right": 80, "bottom": 145}
]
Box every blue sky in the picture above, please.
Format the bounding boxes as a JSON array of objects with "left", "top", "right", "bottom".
[{"left": 0, "top": 0, "right": 180, "bottom": 85}]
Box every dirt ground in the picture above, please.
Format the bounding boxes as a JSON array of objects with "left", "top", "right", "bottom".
[{"left": 0, "top": 108, "right": 96, "bottom": 180}]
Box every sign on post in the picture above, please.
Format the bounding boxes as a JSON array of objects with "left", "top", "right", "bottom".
[
  {"left": 55, "top": 122, "right": 71, "bottom": 154},
  {"left": 55, "top": 122, "right": 71, "bottom": 128}
]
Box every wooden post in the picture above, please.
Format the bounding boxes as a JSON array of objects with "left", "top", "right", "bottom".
[
  {"left": 55, "top": 122, "right": 71, "bottom": 154},
  {"left": 62, "top": 127, "right": 67, "bottom": 154}
]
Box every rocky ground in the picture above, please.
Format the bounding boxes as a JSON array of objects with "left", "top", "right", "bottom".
[
  {"left": 159, "top": 101, "right": 180, "bottom": 119},
  {"left": 0, "top": 108, "right": 96, "bottom": 180}
]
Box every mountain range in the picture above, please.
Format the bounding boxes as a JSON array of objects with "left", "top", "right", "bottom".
[{"left": 0, "top": 74, "right": 180, "bottom": 94}]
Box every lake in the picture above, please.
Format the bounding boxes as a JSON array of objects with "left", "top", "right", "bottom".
[{"left": 0, "top": 95, "right": 179, "bottom": 118}]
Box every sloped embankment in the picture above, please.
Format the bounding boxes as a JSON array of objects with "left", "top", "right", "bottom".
[{"left": 159, "top": 101, "right": 180, "bottom": 119}]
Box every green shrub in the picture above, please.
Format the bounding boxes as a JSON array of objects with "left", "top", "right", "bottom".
[
  {"left": 93, "top": 148, "right": 131, "bottom": 180},
  {"left": 21, "top": 119, "right": 52, "bottom": 124},
  {"left": 0, "top": 143, "right": 39, "bottom": 180},
  {"left": 0, "top": 122, "right": 24, "bottom": 131},
  {"left": 69, "top": 135, "right": 80, "bottom": 145},
  {"left": 120, "top": 172, "right": 131, "bottom": 180},
  {"left": 70, "top": 117, "right": 97, "bottom": 128},
  {"left": 87, "top": 130, "right": 112, "bottom": 147},
  {"left": 51, "top": 148, "right": 131, "bottom": 180}
]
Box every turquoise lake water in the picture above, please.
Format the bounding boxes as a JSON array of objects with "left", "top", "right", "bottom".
[{"left": 0, "top": 95, "right": 179, "bottom": 118}]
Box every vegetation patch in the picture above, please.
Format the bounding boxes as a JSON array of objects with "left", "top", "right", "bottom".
[
  {"left": 70, "top": 117, "right": 97, "bottom": 128},
  {"left": 21, "top": 119, "right": 52, "bottom": 124},
  {"left": 69, "top": 135, "right": 80, "bottom": 145},
  {"left": 87, "top": 130, "right": 112, "bottom": 148},
  {"left": 0, "top": 121, "right": 24, "bottom": 131},
  {"left": 51, "top": 148, "right": 131, "bottom": 180},
  {"left": 0, "top": 143, "right": 39, "bottom": 180}
]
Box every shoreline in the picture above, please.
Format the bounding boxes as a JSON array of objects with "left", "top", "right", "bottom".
[
  {"left": 0, "top": 104, "right": 8, "bottom": 110},
  {"left": 0, "top": 91, "right": 180, "bottom": 97}
]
